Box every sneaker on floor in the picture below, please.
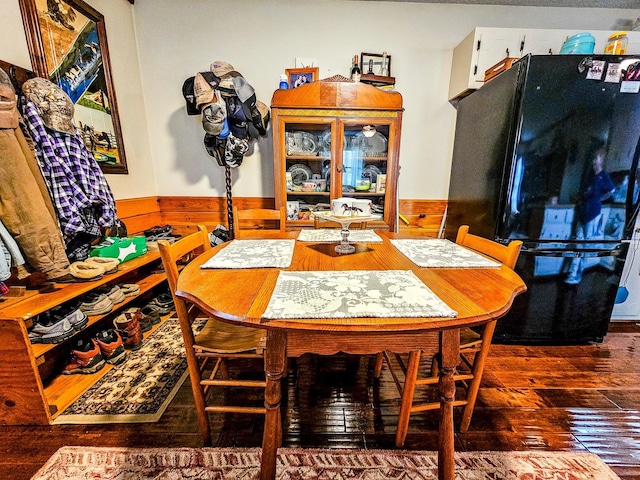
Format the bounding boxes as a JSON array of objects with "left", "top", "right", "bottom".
[
  {"left": 28, "top": 316, "right": 74, "bottom": 344},
  {"left": 95, "top": 329, "right": 126, "bottom": 365},
  {"left": 113, "top": 311, "right": 144, "bottom": 350},
  {"left": 96, "top": 285, "right": 126, "bottom": 305},
  {"left": 49, "top": 303, "right": 89, "bottom": 331},
  {"left": 79, "top": 293, "right": 114, "bottom": 316},
  {"left": 62, "top": 339, "right": 106, "bottom": 375}
]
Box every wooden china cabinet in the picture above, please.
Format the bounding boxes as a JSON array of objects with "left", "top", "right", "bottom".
[{"left": 271, "top": 77, "right": 403, "bottom": 231}]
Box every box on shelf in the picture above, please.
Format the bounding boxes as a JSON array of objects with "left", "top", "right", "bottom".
[
  {"left": 89, "top": 236, "right": 147, "bottom": 263},
  {"left": 484, "top": 57, "right": 518, "bottom": 83}
]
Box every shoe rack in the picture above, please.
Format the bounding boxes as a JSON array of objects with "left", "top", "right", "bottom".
[{"left": 0, "top": 252, "right": 172, "bottom": 425}]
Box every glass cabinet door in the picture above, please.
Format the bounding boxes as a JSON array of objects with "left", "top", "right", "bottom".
[
  {"left": 341, "top": 123, "right": 389, "bottom": 217},
  {"left": 284, "top": 121, "right": 334, "bottom": 222}
]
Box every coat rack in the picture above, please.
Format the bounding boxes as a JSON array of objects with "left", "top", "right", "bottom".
[{"left": 0, "top": 60, "right": 36, "bottom": 91}]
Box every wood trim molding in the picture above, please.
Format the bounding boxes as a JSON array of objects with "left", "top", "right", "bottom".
[{"left": 116, "top": 196, "right": 447, "bottom": 237}]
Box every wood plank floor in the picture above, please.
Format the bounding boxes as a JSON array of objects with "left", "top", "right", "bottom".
[{"left": 1, "top": 322, "right": 639, "bottom": 480}]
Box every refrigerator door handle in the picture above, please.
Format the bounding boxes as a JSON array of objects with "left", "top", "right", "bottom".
[
  {"left": 520, "top": 247, "right": 622, "bottom": 259},
  {"left": 625, "top": 135, "right": 640, "bottom": 236}
]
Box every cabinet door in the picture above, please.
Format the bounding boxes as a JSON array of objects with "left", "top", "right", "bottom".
[
  {"left": 282, "top": 119, "right": 335, "bottom": 224},
  {"left": 474, "top": 29, "right": 524, "bottom": 84},
  {"left": 339, "top": 122, "right": 390, "bottom": 218}
]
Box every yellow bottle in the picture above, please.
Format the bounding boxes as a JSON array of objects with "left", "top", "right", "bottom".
[{"left": 605, "top": 31, "right": 628, "bottom": 55}]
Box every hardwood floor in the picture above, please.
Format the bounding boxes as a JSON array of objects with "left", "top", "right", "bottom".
[{"left": 2, "top": 322, "right": 639, "bottom": 480}]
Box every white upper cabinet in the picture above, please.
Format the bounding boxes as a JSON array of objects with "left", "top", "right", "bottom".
[{"left": 449, "top": 27, "right": 640, "bottom": 102}]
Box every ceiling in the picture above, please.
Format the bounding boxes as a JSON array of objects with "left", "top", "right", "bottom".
[
  {"left": 128, "top": 0, "right": 640, "bottom": 6},
  {"left": 355, "top": 0, "right": 640, "bottom": 7}
]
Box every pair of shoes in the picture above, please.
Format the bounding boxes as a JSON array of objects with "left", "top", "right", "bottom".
[
  {"left": 140, "top": 305, "right": 161, "bottom": 330},
  {"left": 94, "top": 329, "right": 127, "bottom": 365},
  {"left": 123, "top": 307, "right": 152, "bottom": 333},
  {"left": 119, "top": 283, "right": 140, "bottom": 297},
  {"left": 85, "top": 256, "right": 120, "bottom": 274},
  {"left": 28, "top": 315, "right": 74, "bottom": 344},
  {"left": 144, "top": 225, "right": 181, "bottom": 242},
  {"left": 79, "top": 292, "right": 114, "bottom": 316},
  {"left": 48, "top": 302, "right": 89, "bottom": 331},
  {"left": 62, "top": 338, "right": 106, "bottom": 375},
  {"left": 146, "top": 292, "right": 174, "bottom": 315},
  {"left": 114, "top": 311, "right": 144, "bottom": 350},
  {"left": 95, "top": 285, "right": 126, "bottom": 305}
]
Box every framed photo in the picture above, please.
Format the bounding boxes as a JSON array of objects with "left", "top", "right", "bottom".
[
  {"left": 285, "top": 67, "right": 319, "bottom": 89},
  {"left": 360, "top": 52, "right": 392, "bottom": 77},
  {"left": 19, "top": 0, "right": 128, "bottom": 174},
  {"left": 376, "top": 174, "right": 387, "bottom": 194}
]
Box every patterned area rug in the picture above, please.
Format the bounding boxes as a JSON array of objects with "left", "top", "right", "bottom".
[
  {"left": 31, "top": 446, "right": 621, "bottom": 479},
  {"left": 53, "top": 318, "right": 204, "bottom": 424}
]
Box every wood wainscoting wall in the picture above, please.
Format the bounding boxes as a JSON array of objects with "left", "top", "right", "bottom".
[
  {"left": 115, "top": 197, "right": 446, "bottom": 236},
  {"left": 398, "top": 199, "right": 448, "bottom": 237}
]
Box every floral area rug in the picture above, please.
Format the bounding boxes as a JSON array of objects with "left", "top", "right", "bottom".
[
  {"left": 31, "top": 446, "right": 620, "bottom": 480},
  {"left": 53, "top": 317, "right": 204, "bottom": 424}
]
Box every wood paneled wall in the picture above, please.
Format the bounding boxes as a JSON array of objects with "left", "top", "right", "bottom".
[{"left": 116, "top": 197, "right": 446, "bottom": 236}]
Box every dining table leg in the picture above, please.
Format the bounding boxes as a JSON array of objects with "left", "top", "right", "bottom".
[
  {"left": 261, "top": 329, "right": 287, "bottom": 480},
  {"left": 438, "top": 328, "right": 460, "bottom": 480}
]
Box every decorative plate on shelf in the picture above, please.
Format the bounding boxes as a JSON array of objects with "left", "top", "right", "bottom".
[
  {"left": 362, "top": 164, "right": 382, "bottom": 183},
  {"left": 286, "top": 131, "right": 319, "bottom": 155},
  {"left": 354, "top": 131, "right": 388, "bottom": 155},
  {"left": 287, "top": 163, "right": 313, "bottom": 186}
]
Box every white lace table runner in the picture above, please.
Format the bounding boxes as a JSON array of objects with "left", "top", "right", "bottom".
[
  {"left": 262, "top": 270, "right": 457, "bottom": 319},
  {"left": 200, "top": 240, "right": 295, "bottom": 269},
  {"left": 390, "top": 238, "right": 500, "bottom": 268},
  {"left": 297, "top": 229, "right": 383, "bottom": 243}
]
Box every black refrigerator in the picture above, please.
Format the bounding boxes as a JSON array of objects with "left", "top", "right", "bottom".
[{"left": 446, "top": 54, "right": 640, "bottom": 345}]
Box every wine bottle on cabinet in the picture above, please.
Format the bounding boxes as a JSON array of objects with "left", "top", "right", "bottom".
[
  {"left": 350, "top": 55, "right": 361, "bottom": 82},
  {"left": 380, "top": 51, "right": 389, "bottom": 77}
]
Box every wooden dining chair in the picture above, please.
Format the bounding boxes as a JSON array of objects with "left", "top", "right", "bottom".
[
  {"left": 375, "top": 224, "right": 523, "bottom": 446},
  {"left": 158, "top": 225, "right": 267, "bottom": 446},
  {"left": 232, "top": 206, "right": 286, "bottom": 238}
]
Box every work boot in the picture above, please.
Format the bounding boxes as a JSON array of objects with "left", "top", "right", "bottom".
[
  {"left": 95, "top": 329, "right": 127, "bottom": 365},
  {"left": 63, "top": 339, "right": 106, "bottom": 375},
  {"left": 113, "top": 311, "right": 144, "bottom": 350}
]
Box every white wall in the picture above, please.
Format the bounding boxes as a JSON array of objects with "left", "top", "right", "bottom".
[
  {"left": 2, "top": 0, "right": 638, "bottom": 200},
  {"left": 0, "top": 0, "right": 156, "bottom": 199}
]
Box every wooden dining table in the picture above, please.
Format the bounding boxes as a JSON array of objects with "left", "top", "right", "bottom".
[{"left": 175, "top": 230, "right": 526, "bottom": 480}]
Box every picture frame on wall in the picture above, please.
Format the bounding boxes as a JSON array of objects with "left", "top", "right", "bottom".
[
  {"left": 360, "top": 52, "right": 391, "bottom": 77},
  {"left": 19, "top": 0, "right": 128, "bottom": 174},
  {"left": 285, "top": 67, "right": 319, "bottom": 89}
]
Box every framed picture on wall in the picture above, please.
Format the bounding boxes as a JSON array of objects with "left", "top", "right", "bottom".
[
  {"left": 19, "top": 0, "right": 128, "bottom": 174},
  {"left": 360, "top": 52, "right": 391, "bottom": 77},
  {"left": 285, "top": 67, "right": 319, "bottom": 89}
]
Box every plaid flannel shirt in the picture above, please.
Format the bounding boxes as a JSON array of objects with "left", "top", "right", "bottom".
[{"left": 20, "top": 97, "right": 118, "bottom": 244}]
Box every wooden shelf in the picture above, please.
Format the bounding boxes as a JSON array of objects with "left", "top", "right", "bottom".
[
  {"left": 30, "top": 271, "right": 167, "bottom": 359},
  {"left": 287, "top": 191, "right": 330, "bottom": 196},
  {"left": 0, "top": 250, "right": 170, "bottom": 425},
  {"left": 286, "top": 155, "right": 329, "bottom": 161},
  {"left": 0, "top": 252, "right": 161, "bottom": 323},
  {"left": 46, "top": 312, "right": 174, "bottom": 418}
]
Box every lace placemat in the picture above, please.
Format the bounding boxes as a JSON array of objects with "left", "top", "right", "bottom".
[
  {"left": 262, "top": 270, "right": 457, "bottom": 319},
  {"left": 297, "top": 229, "right": 383, "bottom": 243},
  {"left": 200, "top": 240, "right": 295, "bottom": 269},
  {"left": 390, "top": 238, "right": 500, "bottom": 268}
]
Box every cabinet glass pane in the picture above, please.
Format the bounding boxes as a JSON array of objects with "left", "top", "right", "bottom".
[
  {"left": 342, "top": 124, "right": 388, "bottom": 216},
  {"left": 284, "top": 123, "right": 331, "bottom": 221}
]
